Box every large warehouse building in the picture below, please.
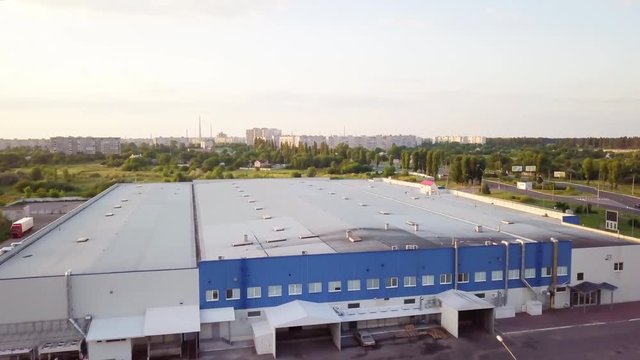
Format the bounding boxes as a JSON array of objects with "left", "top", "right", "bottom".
[{"left": 1, "top": 179, "right": 638, "bottom": 359}]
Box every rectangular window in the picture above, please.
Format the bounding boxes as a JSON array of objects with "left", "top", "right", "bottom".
[
  {"left": 525, "top": 268, "right": 536, "bottom": 279},
  {"left": 247, "top": 310, "right": 261, "bottom": 318},
  {"left": 247, "top": 287, "right": 261, "bottom": 299},
  {"left": 205, "top": 290, "right": 219, "bottom": 302},
  {"left": 557, "top": 266, "right": 568, "bottom": 276},
  {"left": 366, "top": 278, "right": 380, "bottom": 290},
  {"left": 474, "top": 271, "right": 486, "bottom": 282},
  {"left": 347, "top": 303, "right": 360, "bottom": 309},
  {"left": 440, "top": 273, "right": 452, "bottom": 284},
  {"left": 404, "top": 276, "right": 417, "bottom": 287},
  {"left": 288, "top": 283, "right": 302, "bottom": 295},
  {"left": 422, "top": 275, "right": 434, "bottom": 286},
  {"left": 577, "top": 272, "right": 584, "bottom": 281},
  {"left": 386, "top": 277, "right": 399, "bottom": 288},
  {"left": 328, "top": 281, "right": 342, "bottom": 292},
  {"left": 541, "top": 267, "right": 552, "bottom": 277},
  {"left": 347, "top": 280, "right": 361, "bottom": 291},
  {"left": 404, "top": 298, "right": 416, "bottom": 304},
  {"left": 614, "top": 262, "right": 624, "bottom": 272},
  {"left": 556, "top": 286, "right": 567, "bottom": 293},
  {"left": 268, "top": 285, "right": 282, "bottom": 297},
  {"left": 226, "top": 288, "right": 240, "bottom": 300},
  {"left": 491, "top": 270, "right": 503, "bottom": 281},
  {"left": 308, "top": 282, "right": 322, "bottom": 294},
  {"left": 457, "top": 272, "right": 469, "bottom": 283},
  {"left": 508, "top": 269, "right": 520, "bottom": 280}
]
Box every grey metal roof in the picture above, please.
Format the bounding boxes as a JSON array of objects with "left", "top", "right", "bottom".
[
  {"left": 0, "top": 183, "right": 196, "bottom": 279},
  {"left": 194, "top": 179, "right": 633, "bottom": 261}
]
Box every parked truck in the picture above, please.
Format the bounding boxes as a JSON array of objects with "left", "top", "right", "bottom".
[{"left": 10, "top": 217, "right": 34, "bottom": 238}]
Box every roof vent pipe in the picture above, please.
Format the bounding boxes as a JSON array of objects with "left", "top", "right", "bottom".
[
  {"left": 65, "top": 269, "right": 86, "bottom": 337},
  {"left": 516, "top": 239, "right": 537, "bottom": 298},
  {"left": 384, "top": 223, "right": 389, "bottom": 231}
]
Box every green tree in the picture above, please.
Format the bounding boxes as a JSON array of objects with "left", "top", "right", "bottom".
[
  {"left": 582, "top": 158, "right": 595, "bottom": 184},
  {"left": 30, "top": 167, "right": 43, "bottom": 181},
  {"left": 608, "top": 160, "right": 621, "bottom": 189},
  {"left": 450, "top": 156, "right": 464, "bottom": 183}
]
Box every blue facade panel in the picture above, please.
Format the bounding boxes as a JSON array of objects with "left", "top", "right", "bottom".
[{"left": 199, "top": 241, "right": 571, "bottom": 309}]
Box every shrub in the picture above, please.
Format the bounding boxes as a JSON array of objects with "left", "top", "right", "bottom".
[
  {"left": 574, "top": 205, "right": 584, "bottom": 214},
  {"left": 306, "top": 167, "right": 317, "bottom": 178},
  {"left": 291, "top": 172, "right": 302, "bottom": 178},
  {"left": 0, "top": 172, "right": 20, "bottom": 186}
]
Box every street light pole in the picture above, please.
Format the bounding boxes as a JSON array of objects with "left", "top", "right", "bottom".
[{"left": 496, "top": 335, "right": 517, "bottom": 360}]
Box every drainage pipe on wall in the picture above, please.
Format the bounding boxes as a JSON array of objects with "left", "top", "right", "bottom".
[
  {"left": 501, "top": 241, "right": 510, "bottom": 307},
  {"left": 65, "top": 269, "right": 86, "bottom": 337},
  {"left": 515, "top": 240, "right": 537, "bottom": 298},
  {"left": 549, "top": 238, "right": 559, "bottom": 309},
  {"left": 454, "top": 239, "right": 459, "bottom": 290}
]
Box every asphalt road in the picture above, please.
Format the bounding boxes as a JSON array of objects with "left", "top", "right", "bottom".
[
  {"left": 484, "top": 180, "right": 640, "bottom": 216},
  {"left": 555, "top": 181, "right": 640, "bottom": 208}
]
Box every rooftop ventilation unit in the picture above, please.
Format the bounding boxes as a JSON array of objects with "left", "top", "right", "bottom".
[
  {"left": 406, "top": 245, "right": 418, "bottom": 250},
  {"left": 266, "top": 238, "right": 287, "bottom": 243},
  {"left": 346, "top": 230, "right": 362, "bottom": 243},
  {"left": 379, "top": 210, "right": 390, "bottom": 215},
  {"left": 114, "top": 205, "right": 122, "bottom": 209},
  {"left": 105, "top": 212, "right": 114, "bottom": 217},
  {"left": 359, "top": 203, "right": 367, "bottom": 207},
  {"left": 411, "top": 197, "right": 419, "bottom": 200},
  {"left": 302, "top": 251, "right": 308, "bottom": 255},
  {"left": 501, "top": 220, "right": 514, "bottom": 224},
  {"left": 391, "top": 245, "right": 399, "bottom": 250},
  {"left": 262, "top": 215, "right": 272, "bottom": 220},
  {"left": 317, "top": 187, "right": 323, "bottom": 190},
  {"left": 342, "top": 196, "right": 350, "bottom": 200},
  {"left": 218, "top": 256, "right": 225, "bottom": 260},
  {"left": 254, "top": 207, "right": 263, "bottom": 210},
  {"left": 76, "top": 237, "right": 89, "bottom": 243},
  {"left": 242, "top": 194, "right": 250, "bottom": 198},
  {"left": 136, "top": 185, "right": 142, "bottom": 188},
  {"left": 299, "top": 234, "right": 318, "bottom": 239},
  {"left": 238, "top": 189, "right": 244, "bottom": 193},
  {"left": 475, "top": 225, "right": 483, "bottom": 233},
  {"left": 248, "top": 199, "right": 256, "bottom": 203},
  {"left": 272, "top": 227, "right": 285, "bottom": 232},
  {"left": 484, "top": 241, "right": 493, "bottom": 246},
  {"left": 328, "top": 192, "right": 336, "bottom": 195},
  {"left": 121, "top": 199, "right": 128, "bottom": 202},
  {"left": 233, "top": 234, "right": 254, "bottom": 247},
  {"left": 406, "top": 221, "right": 417, "bottom": 226}
]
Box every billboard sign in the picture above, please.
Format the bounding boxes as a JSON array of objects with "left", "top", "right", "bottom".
[
  {"left": 553, "top": 171, "right": 566, "bottom": 178},
  {"left": 525, "top": 165, "right": 537, "bottom": 172},
  {"left": 605, "top": 210, "right": 618, "bottom": 231},
  {"left": 512, "top": 166, "right": 523, "bottom": 172}
]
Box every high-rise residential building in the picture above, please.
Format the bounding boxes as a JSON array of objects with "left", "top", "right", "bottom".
[
  {"left": 326, "top": 135, "right": 419, "bottom": 150},
  {"left": 245, "top": 128, "right": 282, "bottom": 146},
  {"left": 279, "top": 135, "right": 327, "bottom": 148},
  {"left": 50, "top": 137, "right": 121, "bottom": 155},
  {"left": 214, "top": 132, "right": 245, "bottom": 145}
]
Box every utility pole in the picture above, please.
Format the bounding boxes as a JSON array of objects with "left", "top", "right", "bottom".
[{"left": 632, "top": 173, "right": 635, "bottom": 196}]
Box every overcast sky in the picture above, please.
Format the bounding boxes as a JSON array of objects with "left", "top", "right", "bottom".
[{"left": 1, "top": 0, "right": 639, "bottom": 139}]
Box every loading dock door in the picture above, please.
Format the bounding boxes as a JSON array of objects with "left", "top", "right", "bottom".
[
  {"left": 437, "top": 290, "right": 495, "bottom": 338},
  {"left": 262, "top": 300, "right": 342, "bottom": 358}
]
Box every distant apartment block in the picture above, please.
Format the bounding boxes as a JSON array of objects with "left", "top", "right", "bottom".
[
  {"left": 122, "top": 138, "right": 154, "bottom": 147},
  {"left": 279, "top": 135, "right": 327, "bottom": 148},
  {"left": 327, "top": 135, "right": 419, "bottom": 150},
  {"left": 434, "top": 135, "right": 486, "bottom": 145},
  {"left": 245, "top": 128, "right": 282, "bottom": 146},
  {"left": 214, "top": 132, "right": 245, "bottom": 145},
  {"left": 50, "top": 137, "right": 121, "bottom": 155},
  {"left": 0, "top": 138, "right": 50, "bottom": 150}
]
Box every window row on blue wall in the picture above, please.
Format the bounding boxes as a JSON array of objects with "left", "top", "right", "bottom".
[{"left": 203, "top": 265, "right": 568, "bottom": 302}]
